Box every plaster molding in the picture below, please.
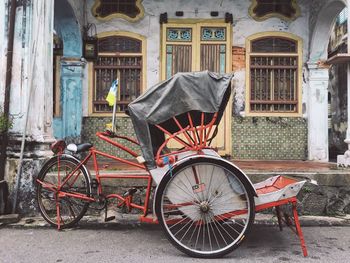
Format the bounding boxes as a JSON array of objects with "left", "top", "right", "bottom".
[
  {"left": 248, "top": 0, "right": 301, "bottom": 22},
  {"left": 91, "top": 0, "right": 145, "bottom": 22},
  {"left": 309, "top": 0, "right": 346, "bottom": 62}
]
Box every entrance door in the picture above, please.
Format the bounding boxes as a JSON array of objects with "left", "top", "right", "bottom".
[{"left": 161, "top": 21, "right": 232, "bottom": 155}]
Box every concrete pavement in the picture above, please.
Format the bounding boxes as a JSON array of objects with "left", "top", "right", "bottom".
[{"left": 0, "top": 223, "right": 349, "bottom": 263}]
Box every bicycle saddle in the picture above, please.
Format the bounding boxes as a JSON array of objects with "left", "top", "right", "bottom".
[{"left": 67, "top": 143, "right": 93, "bottom": 153}]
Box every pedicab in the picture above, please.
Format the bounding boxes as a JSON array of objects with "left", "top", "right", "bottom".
[{"left": 36, "top": 71, "right": 308, "bottom": 258}]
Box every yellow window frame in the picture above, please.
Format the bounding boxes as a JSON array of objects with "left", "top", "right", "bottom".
[
  {"left": 88, "top": 31, "right": 147, "bottom": 117},
  {"left": 245, "top": 31, "right": 303, "bottom": 117}
]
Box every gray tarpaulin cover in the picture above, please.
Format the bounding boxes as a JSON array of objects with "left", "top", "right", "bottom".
[{"left": 128, "top": 71, "right": 234, "bottom": 168}]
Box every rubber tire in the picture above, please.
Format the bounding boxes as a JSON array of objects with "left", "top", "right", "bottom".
[
  {"left": 155, "top": 157, "right": 255, "bottom": 258},
  {"left": 36, "top": 155, "right": 91, "bottom": 229}
]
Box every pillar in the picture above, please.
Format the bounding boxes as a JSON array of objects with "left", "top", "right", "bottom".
[
  {"left": 337, "top": 1, "right": 350, "bottom": 166},
  {"left": 307, "top": 62, "right": 329, "bottom": 162}
]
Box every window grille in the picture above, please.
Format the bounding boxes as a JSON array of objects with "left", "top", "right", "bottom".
[
  {"left": 93, "top": 36, "right": 142, "bottom": 113},
  {"left": 249, "top": 36, "right": 299, "bottom": 113},
  {"left": 98, "top": 36, "right": 141, "bottom": 53}
]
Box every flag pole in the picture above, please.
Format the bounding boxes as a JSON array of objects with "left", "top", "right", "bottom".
[{"left": 111, "top": 79, "right": 118, "bottom": 133}]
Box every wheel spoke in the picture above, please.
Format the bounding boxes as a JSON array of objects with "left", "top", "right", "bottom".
[
  {"left": 194, "top": 217, "right": 203, "bottom": 250},
  {"left": 210, "top": 213, "right": 229, "bottom": 246},
  {"left": 205, "top": 213, "right": 213, "bottom": 251},
  {"left": 173, "top": 217, "right": 195, "bottom": 237},
  {"left": 179, "top": 219, "right": 196, "bottom": 242},
  {"left": 207, "top": 213, "right": 220, "bottom": 249},
  {"left": 170, "top": 181, "right": 200, "bottom": 204},
  {"left": 211, "top": 212, "right": 236, "bottom": 242},
  {"left": 183, "top": 169, "right": 202, "bottom": 203},
  {"left": 205, "top": 165, "right": 216, "bottom": 204}
]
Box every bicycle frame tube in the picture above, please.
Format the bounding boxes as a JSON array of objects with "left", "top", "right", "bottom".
[
  {"left": 38, "top": 132, "right": 153, "bottom": 217},
  {"left": 88, "top": 146, "right": 152, "bottom": 216}
]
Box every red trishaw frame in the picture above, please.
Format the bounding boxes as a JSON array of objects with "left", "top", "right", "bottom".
[{"left": 36, "top": 111, "right": 308, "bottom": 257}]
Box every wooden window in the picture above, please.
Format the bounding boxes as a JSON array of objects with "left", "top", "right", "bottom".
[
  {"left": 249, "top": 0, "right": 300, "bottom": 21},
  {"left": 247, "top": 34, "right": 302, "bottom": 115},
  {"left": 93, "top": 35, "right": 143, "bottom": 113},
  {"left": 92, "top": 0, "right": 144, "bottom": 21},
  {"left": 161, "top": 21, "right": 232, "bottom": 156}
]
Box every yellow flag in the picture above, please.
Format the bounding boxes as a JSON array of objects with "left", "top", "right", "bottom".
[{"left": 106, "top": 79, "right": 118, "bottom": 106}]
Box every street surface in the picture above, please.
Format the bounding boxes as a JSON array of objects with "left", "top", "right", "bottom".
[{"left": 0, "top": 225, "right": 349, "bottom": 263}]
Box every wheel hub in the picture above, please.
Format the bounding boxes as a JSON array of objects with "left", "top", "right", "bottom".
[{"left": 199, "top": 201, "right": 210, "bottom": 213}]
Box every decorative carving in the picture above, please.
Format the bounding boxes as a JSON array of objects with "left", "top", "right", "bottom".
[
  {"left": 201, "top": 27, "right": 226, "bottom": 41},
  {"left": 249, "top": 0, "right": 300, "bottom": 21},
  {"left": 92, "top": 0, "right": 144, "bottom": 22},
  {"left": 166, "top": 28, "right": 192, "bottom": 42}
]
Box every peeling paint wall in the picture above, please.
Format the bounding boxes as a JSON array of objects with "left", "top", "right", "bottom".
[
  {"left": 82, "top": 0, "right": 311, "bottom": 113},
  {"left": 80, "top": 0, "right": 313, "bottom": 160},
  {"left": 2, "top": 0, "right": 349, "bottom": 215},
  {"left": 1, "top": 0, "right": 56, "bottom": 215},
  {"left": 309, "top": 0, "right": 346, "bottom": 61},
  {"left": 328, "top": 63, "right": 348, "bottom": 159},
  {"left": 53, "top": 0, "right": 84, "bottom": 140}
]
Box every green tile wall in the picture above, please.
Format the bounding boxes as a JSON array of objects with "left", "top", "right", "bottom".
[
  {"left": 232, "top": 117, "right": 307, "bottom": 160},
  {"left": 81, "top": 117, "right": 141, "bottom": 158},
  {"left": 82, "top": 116, "right": 308, "bottom": 160}
]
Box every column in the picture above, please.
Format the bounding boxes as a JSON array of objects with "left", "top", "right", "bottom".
[
  {"left": 307, "top": 62, "right": 329, "bottom": 162},
  {"left": 337, "top": 2, "right": 350, "bottom": 166},
  {"left": 5, "top": 0, "right": 55, "bottom": 215}
]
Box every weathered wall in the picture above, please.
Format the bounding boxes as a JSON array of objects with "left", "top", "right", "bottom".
[
  {"left": 3, "top": 0, "right": 350, "bottom": 216},
  {"left": 83, "top": 0, "right": 311, "bottom": 115},
  {"left": 309, "top": 0, "right": 346, "bottom": 61},
  {"left": 4, "top": 0, "right": 56, "bottom": 215},
  {"left": 3, "top": 0, "right": 54, "bottom": 141},
  {"left": 53, "top": 0, "right": 84, "bottom": 140},
  {"left": 82, "top": 0, "right": 312, "bottom": 160},
  {"left": 328, "top": 64, "right": 348, "bottom": 160}
]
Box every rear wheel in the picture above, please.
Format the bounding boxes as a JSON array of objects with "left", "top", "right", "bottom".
[
  {"left": 36, "top": 156, "right": 91, "bottom": 229},
  {"left": 155, "top": 158, "right": 255, "bottom": 258}
]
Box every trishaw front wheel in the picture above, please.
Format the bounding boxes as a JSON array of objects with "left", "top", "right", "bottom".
[{"left": 155, "top": 158, "right": 255, "bottom": 258}]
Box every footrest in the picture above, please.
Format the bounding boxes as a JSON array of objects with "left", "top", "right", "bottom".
[{"left": 254, "top": 175, "right": 306, "bottom": 206}]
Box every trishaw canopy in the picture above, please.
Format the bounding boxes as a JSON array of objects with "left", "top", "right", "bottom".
[{"left": 128, "top": 71, "right": 234, "bottom": 168}]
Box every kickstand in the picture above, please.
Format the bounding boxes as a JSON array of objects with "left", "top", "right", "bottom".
[{"left": 104, "top": 200, "right": 116, "bottom": 222}]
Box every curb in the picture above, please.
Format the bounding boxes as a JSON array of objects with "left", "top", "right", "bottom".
[{"left": 2, "top": 213, "right": 350, "bottom": 230}]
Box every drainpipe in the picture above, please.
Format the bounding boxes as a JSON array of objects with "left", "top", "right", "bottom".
[{"left": 0, "top": 0, "right": 17, "bottom": 182}]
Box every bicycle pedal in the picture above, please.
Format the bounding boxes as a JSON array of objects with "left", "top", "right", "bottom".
[
  {"left": 105, "top": 216, "right": 116, "bottom": 222},
  {"left": 91, "top": 179, "right": 99, "bottom": 189},
  {"left": 122, "top": 188, "right": 137, "bottom": 197}
]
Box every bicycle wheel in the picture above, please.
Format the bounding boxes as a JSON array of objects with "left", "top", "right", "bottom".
[
  {"left": 36, "top": 155, "right": 91, "bottom": 229},
  {"left": 155, "top": 158, "right": 255, "bottom": 258}
]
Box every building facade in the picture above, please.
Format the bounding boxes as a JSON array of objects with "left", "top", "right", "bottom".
[{"left": 0, "top": 0, "right": 349, "bottom": 213}]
